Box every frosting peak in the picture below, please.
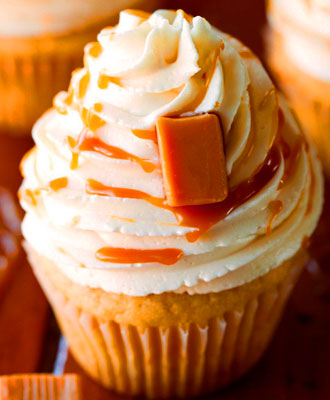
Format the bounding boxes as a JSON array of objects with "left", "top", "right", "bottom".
[{"left": 59, "top": 10, "right": 231, "bottom": 131}]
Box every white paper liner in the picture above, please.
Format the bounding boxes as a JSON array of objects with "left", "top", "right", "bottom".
[{"left": 32, "top": 256, "right": 302, "bottom": 399}]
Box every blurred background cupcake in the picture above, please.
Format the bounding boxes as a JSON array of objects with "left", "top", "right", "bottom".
[
  {"left": 0, "top": 0, "right": 161, "bottom": 136},
  {"left": 266, "top": 0, "right": 330, "bottom": 176}
]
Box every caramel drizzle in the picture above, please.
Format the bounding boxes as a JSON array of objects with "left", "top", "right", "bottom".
[
  {"left": 49, "top": 177, "right": 68, "bottom": 192},
  {"left": 76, "top": 129, "right": 156, "bottom": 173},
  {"left": 67, "top": 108, "right": 107, "bottom": 171},
  {"left": 86, "top": 145, "right": 281, "bottom": 243},
  {"left": 302, "top": 235, "right": 311, "bottom": 249},
  {"left": 96, "top": 247, "right": 183, "bottom": 265},
  {"left": 278, "top": 139, "right": 303, "bottom": 189},
  {"left": 239, "top": 48, "right": 255, "bottom": 59},
  {"left": 265, "top": 200, "right": 283, "bottom": 235},
  {"left": 131, "top": 129, "right": 158, "bottom": 143},
  {"left": 79, "top": 72, "right": 90, "bottom": 99},
  {"left": 88, "top": 42, "right": 102, "bottom": 58},
  {"left": 67, "top": 136, "right": 79, "bottom": 170},
  {"left": 86, "top": 179, "right": 165, "bottom": 207},
  {"left": 54, "top": 90, "right": 73, "bottom": 115},
  {"left": 81, "top": 107, "right": 106, "bottom": 131},
  {"left": 22, "top": 189, "right": 39, "bottom": 207},
  {"left": 65, "top": 90, "right": 74, "bottom": 107},
  {"left": 98, "top": 73, "right": 117, "bottom": 90}
]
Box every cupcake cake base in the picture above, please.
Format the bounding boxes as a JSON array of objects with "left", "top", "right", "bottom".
[{"left": 27, "top": 246, "right": 307, "bottom": 398}]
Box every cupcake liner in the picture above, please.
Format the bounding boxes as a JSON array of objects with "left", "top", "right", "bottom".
[{"left": 30, "top": 250, "right": 304, "bottom": 399}]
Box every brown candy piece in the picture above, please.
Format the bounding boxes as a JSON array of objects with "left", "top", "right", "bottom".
[{"left": 156, "top": 114, "right": 228, "bottom": 206}]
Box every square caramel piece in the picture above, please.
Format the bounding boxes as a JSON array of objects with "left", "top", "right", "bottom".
[{"left": 156, "top": 114, "right": 228, "bottom": 207}]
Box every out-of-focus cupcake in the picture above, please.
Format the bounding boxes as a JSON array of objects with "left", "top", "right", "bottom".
[
  {"left": 19, "top": 9, "right": 323, "bottom": 399},
  {"left": 0, "top": 0, "right": 160, "bottom": 136},
  {"left": 267, "top": 0, "right": 330, "bottom": 176}
]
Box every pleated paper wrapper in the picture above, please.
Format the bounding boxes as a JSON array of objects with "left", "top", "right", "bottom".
[{"left": 31, "top": 251, "right": 304, "bottom": 399}]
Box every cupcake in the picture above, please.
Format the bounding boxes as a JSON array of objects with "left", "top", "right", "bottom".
[
  {"left": 19, "top": 9, "right": 323, "bottom": 399},
  {"left": 0, "top": 0, "right": 160, "bottom": 136},
  {"left": 267, "top": 0, "right": 330, "bottom": 176}
]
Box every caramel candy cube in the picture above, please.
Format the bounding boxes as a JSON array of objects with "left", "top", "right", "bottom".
[
  {"left": 0, "top": 374, "right": 81, "bottom": 400},
  {"left": 156, "top": 114, "right": 228, "bottom": 206}
]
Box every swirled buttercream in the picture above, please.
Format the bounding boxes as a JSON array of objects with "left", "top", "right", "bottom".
[{"left": 20, "top": 9, "right": 323, "bottom": 296}]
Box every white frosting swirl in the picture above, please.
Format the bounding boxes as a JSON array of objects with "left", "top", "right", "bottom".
[
  {"left": 20, "top": 10, "right": 323, "bottom": 296},
  {"left": 268, "top": 0, "right": 330, "bottom": 82}
]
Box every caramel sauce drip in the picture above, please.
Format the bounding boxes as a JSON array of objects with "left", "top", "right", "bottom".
[
  {"left": 67, "top": 136, "right": 79, "bottom": 170},
  {"left": 302, "top": 235, "right": 311, "bottom": 249},
  {"left": 55, "top": 102, "right": 67, "bottom": 116},
  {"left": 98, "top": 73, "right": 111, "bottom": 90},
  {"left": 96, "top": 247, "right": 183, "bottom": 265},
  {"left": 54, "top": 90, "right": 73, "bottom": 115},
  {"left": 179, "top": 146, "right": 281, "bottom": 242},
  {"left": 77, "top": 129, "right": 156, "bottom": 173},
  {"left": 49, "top": 177, "right": 68, "bottom": 192},
  {"left": 86, "top": 179, "right": 165, "bottom": 207},
  {"left": 70, "top": 153, "right": 79, "bottom": 170},
  {"left": 81, "top": 107, "right": 106, "bottom": 131},
  {"left": 88, "top": 42, "right": 102, "bottom": 58},
  {"left": 78, "top": 72, "right": 90, "bottom": 99},
  {"left": 131, "top": 129, "right": 158, "bottom": 143},
  {"left": 239, "top": 48, "right": 255, "bottom": 59},
  {"left": 278, "top": 140, "right": 302, "bottom": 189},
  {"left": 94, "top": 103, "right": 103, "bottom": 113},
  {"left": 98, "top": 73, "right": 124, "bottom": 89},
  {"left": 265, "top": 200, "right": 283, "bottom": 235},
  {"left": 24, "top": 189, "right": 38, "bottom": 207},
  {"left": 86, "top": 145, "right": 281, "bottom": 243},
  {"left": 65, "top": 90, "right": 74, "bottom": 107}
]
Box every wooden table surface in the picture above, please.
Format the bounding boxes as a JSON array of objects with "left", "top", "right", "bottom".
[{"left": 0, "top": 1, "right": 329, "bottom": 399}]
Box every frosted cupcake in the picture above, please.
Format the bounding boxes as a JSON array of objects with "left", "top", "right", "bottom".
[
  {"left": 19, "top": 9, "right": 323, "bottom": 399},
  {"left": 0, "top": 0, "right": 160, "bottom": 136},
  {"left": 267, "top": 0, "right": 330, "bottom": 176}
]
